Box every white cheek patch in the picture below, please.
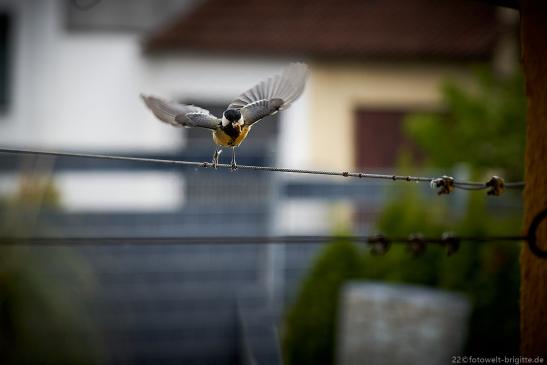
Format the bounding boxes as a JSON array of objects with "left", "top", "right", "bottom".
[
  {"left": 221, "top": 116, "right": 230, "bottom": 127},
  {"left": 237, "top": 117, "right": 245, "bottom": 126}
]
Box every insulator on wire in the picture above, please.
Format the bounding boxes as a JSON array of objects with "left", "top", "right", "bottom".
[
  {"left": 367, "top": 234, "right": 391, "bottom": 255},
  {"left": 441, "top": 232, "right": 460, "bottom": 256},
  {"left": 486, "top": 176, "right": 505, "bottom": 196},
  {"left": 430, "top": 176, "right": 455, "bottom": 195},
  {"left": 408, "top": 234, "right": 427, "bottom": 256}
]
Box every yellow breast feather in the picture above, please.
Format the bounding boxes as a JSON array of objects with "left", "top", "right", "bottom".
[{"left": 213, "top": 126, "right": 251, "bottom": 147}]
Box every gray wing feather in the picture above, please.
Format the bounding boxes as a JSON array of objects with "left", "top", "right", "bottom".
[
  {"left": 240, "top": 99, "right": 285, "bottom": 125},
  {"left": 228, "top": 63, "right": 308, "bottom": 125},
  {"left": 182, "top": 113, "right": 221, "bottom": 129},
  {"left": 141, "top": 94, "right": 220, "bottom": 130}
]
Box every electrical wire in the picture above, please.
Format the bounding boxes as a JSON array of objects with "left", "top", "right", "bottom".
[
  {"left": 0, "top": 235, "right": 527, "bottom": 245},
  {"left": 0, "top": 234, "right": 531, "bottom": 259},
  {"left": 0, "top": 147, "right": 525, "bottom": 194},
  {"left": 1, "top": 206, "right": 543, "bottom": 258}
]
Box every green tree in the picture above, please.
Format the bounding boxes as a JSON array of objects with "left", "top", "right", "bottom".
[
  {"left": 282, "top": 66, "right": 525, "bottom": 362},
  {"left": 282, "top": 238, "right": 364, "bottom": 365},
  {"left": 372, "top": 66, "right": 524, "bottom": 354},
  {"left": 369, "top": 193, "right": 521, "bottom": 354},
  {"left": 0, "top": 177, "right": 105, "bottom": 365},
  {"left": 405, "top": 68, "right": 525, "bottom": 180}
]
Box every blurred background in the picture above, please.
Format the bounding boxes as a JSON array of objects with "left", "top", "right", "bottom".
[{"left": 0, "top": 0, "right": 524, "bottom": 364}]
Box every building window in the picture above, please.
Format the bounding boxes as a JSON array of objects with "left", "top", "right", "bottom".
[
  {"left": 354, "top": 109, "right": 422, "bottom": 169},
  {"left": 0, "top": 13, "right": 11, "bottom": 113}
]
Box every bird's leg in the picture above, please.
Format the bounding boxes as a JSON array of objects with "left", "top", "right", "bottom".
[
  {"left": 231, "top": 147, "right": 238, "bottom": 171},
  {"left": 212, "top": 146, "right": 222, "bottom": 169}
]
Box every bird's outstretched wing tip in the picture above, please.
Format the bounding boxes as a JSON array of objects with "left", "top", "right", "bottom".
[
  {"left": 141, "top": 94, "right": 169, "bottom": 111},
  {"left": 140, "top": 93, "right": 156, "bottom": 105}
]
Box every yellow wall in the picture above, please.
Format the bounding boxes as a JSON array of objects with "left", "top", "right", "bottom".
[{"left": 307, "top": 62, "right": 474, "bottom": 170}]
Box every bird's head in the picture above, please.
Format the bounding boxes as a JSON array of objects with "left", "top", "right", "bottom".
[{"left": 222, "top": 109, "right": 242, "bottom": 127}]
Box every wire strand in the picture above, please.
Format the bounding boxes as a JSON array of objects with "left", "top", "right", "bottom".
[
  {"left": 0, "top": 235, "right": 527, "bottom": 246},
  {"left": 0, "top": 147, "right": 525, "bottom": 192},
  {"left": 1, "top": 208, "right": 545, "bottom": 257},
  {"left": 0, "top": 234, "right": 527, "bottom": 258}
]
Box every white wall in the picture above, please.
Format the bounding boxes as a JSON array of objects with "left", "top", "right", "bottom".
[{"left": 0, "top": 0, "right": 175, "bottom": 151}]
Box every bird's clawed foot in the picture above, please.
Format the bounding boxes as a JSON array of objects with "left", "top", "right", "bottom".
[
  {"left": 230, "top": 148, "right": 238, "bottom": 172},
  {"left": 212, "top": 148, "right": 222, "bottom": 169}
]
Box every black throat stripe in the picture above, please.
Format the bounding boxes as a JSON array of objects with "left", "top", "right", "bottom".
[{"left": 222, "top": 123, "right": 241, "bottom": 139}]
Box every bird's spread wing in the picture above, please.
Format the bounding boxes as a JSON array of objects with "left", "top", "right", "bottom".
[
  {"left": 141, "top": 94, "right": 220, "bottom": 130},
  {"left": 228, "top": 63, "right": 309, "bottom": 126}
]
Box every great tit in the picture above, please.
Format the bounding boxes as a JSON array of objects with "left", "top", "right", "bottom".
[{"left": 141, "top": 62, "right": 308, "bottom": 170}]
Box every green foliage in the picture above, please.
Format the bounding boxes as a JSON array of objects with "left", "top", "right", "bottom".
[
  {"left": 405, "top": 67, "right": 526, "bottom": 179},
  {"left": 0, "top": 177, "right": 105, "bottom": 365},
  {"left": 282, "top": 66, "right": 524, "bottom": 361},
  {"left": 0, "top": 247, "right": 105, "bottom": 365},
  {"left": 282, "top": 238, "right": 364, "bottom": 365},
  {"left": 363, "top": 185, "right": 448, "bottom": 287},
  {"left": 369, "top": 191, "right": 521, "bottom": 354},
  {"left": 369, "top": 66, "right": 524, "bottom": 354}
]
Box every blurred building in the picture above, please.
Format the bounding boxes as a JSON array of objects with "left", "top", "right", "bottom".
[
  {"left": 0, "top": 0, "right": 516, "bottom": 364},
  {"left": 144, "top": 0, "right": 505, "bottom": 170}
]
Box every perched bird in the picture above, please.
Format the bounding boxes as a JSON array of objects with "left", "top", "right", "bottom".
[{"left": 141, "top": 63, "right": 308, "bottom": 170}]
